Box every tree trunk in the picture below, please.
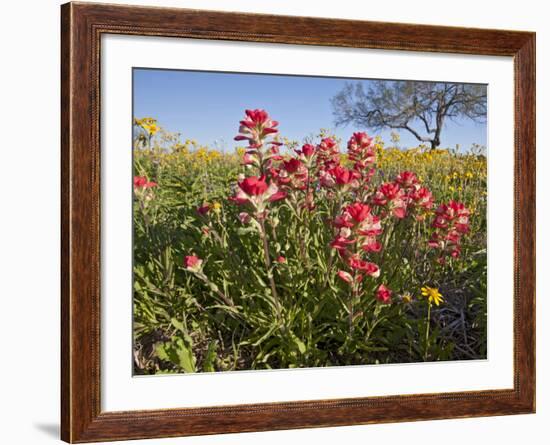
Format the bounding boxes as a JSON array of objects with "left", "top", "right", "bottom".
[{"left": 430, "top": 117, "right": 443, "bottom": 149}]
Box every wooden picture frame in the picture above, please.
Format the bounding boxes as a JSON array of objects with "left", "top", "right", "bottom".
[{"left": 61, "top": 2, "right": 535, "bottom": 442}]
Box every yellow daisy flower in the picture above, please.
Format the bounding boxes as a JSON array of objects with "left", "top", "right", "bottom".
[{"left": 421, "top": 286, "right": 444, "bottom": 306}]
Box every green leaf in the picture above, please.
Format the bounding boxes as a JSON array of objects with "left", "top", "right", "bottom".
[
  {"left": 208, "top": 282, "right": 219, "bottom": 293},
  {"left": 171, "top": 317, "right": 185, "bottom": 333},
  {"left": 155, "top": 343, "right": 172, "bottom": 363},
  {"left": 155, "top": 338, "right": 196, "bottom": 373},
  {"left": 174, "top": 338, "right": 196, "bottom": 373},
  {"left": 289, "top": 332, "right": 306, "bottom": 354},
  {"left": 295, "top": 337, "right": 306, "bottom": 354},
  {"left": 202, "top": 341, "right": 218, "bottom": 372}
]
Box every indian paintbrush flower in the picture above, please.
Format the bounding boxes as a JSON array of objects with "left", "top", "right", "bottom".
[
  {"left": 376, "top": 284, "right": 392, "bottom": 304},
  {"left": 428, "top": 200, "right": 470, "bottom": 261},
  {"left": 184, "top": 255, "right": 203, "bottom": 273},
  {"left": 231, "top": 175, "right": 287, "bottom": 211},
  {"left": 133, "top": 176, "right": 157, "bottom": 190},
  {"left": 234, "top": 109, "right": 279, "bottom": 147}
]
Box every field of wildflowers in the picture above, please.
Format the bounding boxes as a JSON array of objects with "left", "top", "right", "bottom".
[{"left": 132, "top": 110, "right": 487, "bottom": 374}]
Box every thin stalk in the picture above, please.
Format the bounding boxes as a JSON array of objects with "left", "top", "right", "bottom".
[
  {"left": 196, "top": 273, "right": 235, "bottom": 308},
  {"left": 424, "top": 302, "right": 432, "bottom": 361},
  {"left": 325, "top": 192, "right": 344, "bottom": 285},
  {"left": 258, "top": 218, "right": 282, "bottom": 319},
  {"left": 349, "top": 279, "right": 357, "bottom": 336}
]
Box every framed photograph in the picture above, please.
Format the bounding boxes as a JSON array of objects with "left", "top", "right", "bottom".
[{"left": 61, "top": 2, "right": 535, "bottom": 442}]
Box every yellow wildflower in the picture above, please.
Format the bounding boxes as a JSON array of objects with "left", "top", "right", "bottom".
[
  {"left": 400, "top": 291, "right": 413, "bottom": 304},
  {"left": 421, "top": 286, "right": 444, "bottom": 306}
]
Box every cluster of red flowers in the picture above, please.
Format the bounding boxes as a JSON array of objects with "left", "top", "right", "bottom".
[
  {"left": 234, "top": 109, "right": 280, "bottom": 148},
  {"left": 231, "top": 110, "right": 287, "bottom": 216},
  {"left": 316, "top": 133, "right": 376, "bottom": 192},
  {"left": 319, "top": 165, "right": 360, "bottom": 190},
  {"left": 347, "top": 132, "right": 376, "bottom": 179},
  {"left": 332, "top": 202, "right": 382, "bottom": 285},
  {"left": 230, "top": 174, "right": 286, "bottom": 210},
  {"left": 133, "top": 176, "right": 157, "bottom": 190},
  {"left": 372, "top": 171, "right": 433, "bottom": 219},
  {"left": 271, "top": 158, "right": 308, "bottom": 191},
  {"left": 316, "top": 137, "right": 340, "bottom": 169},
  {"left": 322, "top": 158, "right": 433, "bottom": 305},
  {"left": 133, "top": 176, "right": 158, "bottom": 206},
  {"left": 428, "top": 200, "right": 471, "bottom": 262},
  {"left": 224, "top": 109, "right": 471, "bottom": 306}
]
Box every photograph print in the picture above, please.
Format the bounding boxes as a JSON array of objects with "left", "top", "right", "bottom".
[{"left": 132, "top": 68, "right": 488, "bottom": 375}]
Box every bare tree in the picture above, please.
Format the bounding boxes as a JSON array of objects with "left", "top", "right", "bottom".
[{"left": 331, "top": 81, "right": 487, "bottom": 149}]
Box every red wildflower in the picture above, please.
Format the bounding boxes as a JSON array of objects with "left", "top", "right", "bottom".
[
  {"left": 239, "top": 175, "right": 269, "bottom": 196},
  {"left": 345, "top": 202, "right": 372, "bottom": 223},
  {"left": 395, "top": 171, "right": 419, "bottom": 188},
  {"left": 283, "top": 158, "right": 303, "bottom": 173},
  {"left": 433, "top": 200, "right": 470, "bottom": 232},
  {"left": 409, "top": 187, "right": 434, "bottom": 210},
  {"left": 268, "top": 190, "right": 287, "bottom": 202},
  {"left": 316, "top": 137, "right": 340, "bottom": 168},
  {"left": 301, "top": 143, "right": 316, "bottom": 157},
  {"left": 347, "top": 132, "right": 376, "bottom": 169},
  {"left": 432, "top": 214, "right": 449, "bottom": 229},
  {"left": 231, "top": 175, "right": 287, "bottom": 207},
  {"left": 337, "top": 270, "right": 354, "bottom": 284},
  {"left": 361, "top": 239, "right": 382, "bottom": 253},
  {"left": 428, "top": 200, "right": 471, "bottom": 260},
  {"left": 134, "top": 176, "right": 147, "bottom": 188},
  {"left": 184, "top": 255, "right": 203, "bottom": 272},
  {"left": 234, "top": 109, "right": 279, "bottom": 146},
  {"left": 240, "top": 109, "right": 276, "bottom": 130},
  {"left": 333, "top": 212, "right": 354, "bottom": 229},
  {"left": 328, "top": 166, "right": 360, "bottom": 186},
  {"left": 333, "top": 203, "right": 382, "bottom": 255},
  {"left": 330, "top": 235, "right": 355, "bottom": 252},
  {"left": 197, "top": 204, "right": 210, "bottom": 216},
  {"left": 348, "top": 256, "right": 380, "bottom": 277},
  {"left": 393, "top": 206, "right": 407, "bottom": 219},
  {"left": 133, "top": 176, "right": 157, "bottom": 190},
  {"left": 373, "top": 182, "right": 401, "bottom": 204},
  {"left": 372, "top": 182, "right": 407, "bottom": 219},
  {"left": 356, "top": 216, "right": 383, "bottom": 237},
  {"left": 376, "top": 284, "right": 392, "bottom": 304}
]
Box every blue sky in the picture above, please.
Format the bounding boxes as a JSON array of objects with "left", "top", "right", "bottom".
[{"left": 133, "top": 68, "right": 486, "bottom": 153}]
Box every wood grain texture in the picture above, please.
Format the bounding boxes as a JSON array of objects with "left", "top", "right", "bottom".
[{"left": 60, "top": 2, "right": 536, "bottom": 442}]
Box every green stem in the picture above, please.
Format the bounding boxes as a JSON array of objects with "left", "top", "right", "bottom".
[
  {"left": 349, "top": 279, "right": 357, "bottom": 336},
  {"left": 197, "top": 273, "right": 235, "bottom": 308},
  {"left": 258, "top": 218, "right": 282, "bottom": 319},
  {"left": 424, "top": 302, "right": 432, "bottom": 361}
]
